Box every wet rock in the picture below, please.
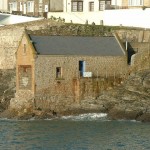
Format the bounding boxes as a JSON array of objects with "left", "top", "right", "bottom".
[
  {"left": 97, "top": 70, "right": 150, "bottom": 122},
  {"left": 137, "top": 113, "right": 150, "bottom": 122},
  {"left": 0, "top": 70, "right": 15, "bottom": 112}
]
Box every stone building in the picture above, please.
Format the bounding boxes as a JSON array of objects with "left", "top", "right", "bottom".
[
  {"left": 8, "top": 0, "right": 63, "bottom": 17},
  {"left": 15, "top": 31, "right": 128, "bottom": 110}
]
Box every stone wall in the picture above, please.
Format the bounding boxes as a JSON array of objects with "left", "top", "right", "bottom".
[
  {"left": 0, "top": 22, "right": 149, "bottom": 71},
  {"left": 0, "top": 26, "right": 24, "bottom": 69},
  {"left": 35, "top": 77, "right": 123, "bottom": 112},
  {"left": 34, "top": 55, "right": 128, "bottom": 111},
  {"left": 128, "top": 42, "right": 149, "bottom": 53},
  {"left": 35, "top": 55, "right": 127, "bottom": 91},
  {"left": 116, "top": 30, "right": 150, "bottom": 42},
  {"left": 130, "top": 49, "right": 150, "bottom": 72},
  {"left": 0, "top": 19, "right": 64, "bottom": 69},
  {"left": 0, "top": 69, "right": 16, "bottom": 112}
]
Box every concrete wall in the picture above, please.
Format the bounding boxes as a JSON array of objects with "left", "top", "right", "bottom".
[
  {"left": 103, "top": 8, "right": 150, "bottom": 28},
  {"left": 48, "top": 8, "right": 150, "bottom": 28}
]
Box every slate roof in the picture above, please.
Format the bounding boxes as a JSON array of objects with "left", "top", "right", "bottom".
[{"left": 29, "top": 35, "right": 125, "bottom": 56}]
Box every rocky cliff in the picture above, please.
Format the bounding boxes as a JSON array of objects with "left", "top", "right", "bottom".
[
  {"left": 0, "top": 70, "right": 15, "bottom": 112},
  {"left": 68, "top": 70, "right": 150, "bottom": 122},
  {"left": 0, "top": 21, "right": 149, "bottom": 121},
  {"left": 1, "top": 69, "right": 149, "bottom": 122}
]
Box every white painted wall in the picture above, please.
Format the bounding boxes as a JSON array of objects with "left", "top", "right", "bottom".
[
  {"left": 0, "top": 14, "right": 43, "bottom": 25},
  {"left": 64, "top": 0, "right": 100, "bottom": 13},
  {"left": 48, "top": 8, "right": 150, "bottom": 28},
  {"left": 111, "top": 0, "right": 123, "bottom": 6},
  {"left": 103, "top": 8, "right": 150, "bottom": 28},
  {"left": 48, "top": 12, "right": 104, "bottom": 25},
  {"left": 0, "top": 0, "right": 8, "bottom": 12}
]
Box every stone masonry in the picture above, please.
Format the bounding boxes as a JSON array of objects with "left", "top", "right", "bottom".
[
  {"left": 34, "top": 55, "right": 128, "bottom": 112},
  {"left": 0, "top": 22, "right": 149, "bottom": 115},
  {"left": 0, "top": 19, "right": 64, "bottom": 69}
]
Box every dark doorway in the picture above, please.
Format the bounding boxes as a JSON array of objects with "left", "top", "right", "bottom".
[
  {"left": 124, "top": 42, "right": 136, "bottom": 65},
  {"left": 79, "top": 61, "right": 85, "bottom": 76}
]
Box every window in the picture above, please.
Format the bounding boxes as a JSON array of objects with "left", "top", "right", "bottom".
[
  {"left": 79, "top": 61, "right": 85, "bottom": 77},
  {"left": 23, "top": 44, "right": 26, "bottom": 54},
  {"left": 99, "top": 0, "right": 111, "bottom": 11},
  {"left": 9, "top": 2, "right": 17, "bottom": 11},
  {"left": 39, "top": 4, "right": 42, "bottom": 12},
  {"left": 39, "top": 0, "right": 43, "bottom": 3},
  {"left": 71, "top": 1, "right": 83, "bottom": 12},
  {"left": 56, "top": 67, "right": 62, "bottom": 78},
  {"left": 27, "top": 1, "right": 34, "bottom": 12},
  {"left": 89, "top": 2, "right": 94, "bottom": 11},
  {"left": 128, "top": 0, "right": 143, "bottom": 6},
  {"left": 99, "top": 1, "right": 105, "bottom": 11}
]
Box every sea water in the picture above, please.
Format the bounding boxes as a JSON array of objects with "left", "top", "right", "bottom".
[{"left": 0, "top": 113, "right": 150, "bottom": 150}]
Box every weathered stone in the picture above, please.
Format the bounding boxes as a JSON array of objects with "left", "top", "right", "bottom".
[{"left": 97, "top": 70, "right": 150, "bottom": 121}]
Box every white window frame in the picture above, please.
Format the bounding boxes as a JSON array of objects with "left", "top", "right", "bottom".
[
  {"left": 20, "top": 2, "right": 23, "bottom": 11},
  {"left": 27, "top": 1, "right": 34, "bottom": 13},
  {"left": 9, "top": 2, "right": 17, "bottom": 11},
  {"left": 71, "top": 1, "right": 83, "bottom": 12},
  {"left": 89, "top": 2, "right": 94, "bottom": 11},
  {"left": 128, "top": 0, "right": 143, "bottom": 6}
]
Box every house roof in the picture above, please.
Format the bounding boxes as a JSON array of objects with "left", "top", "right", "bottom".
[{"left": 29, "top": 35, "right": 125, "bottom": 56}]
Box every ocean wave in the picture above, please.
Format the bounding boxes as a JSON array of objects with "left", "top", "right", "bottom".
[
  {"left": 61, "top": 113, "right": 108, "bottom": 121},
  {"left": 0, "top": 113, "right": 108, "bottom": 122}
]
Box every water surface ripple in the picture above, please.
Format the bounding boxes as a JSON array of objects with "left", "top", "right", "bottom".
[{"left": 0, "top": 114, "right": 150, "bottom": 150}]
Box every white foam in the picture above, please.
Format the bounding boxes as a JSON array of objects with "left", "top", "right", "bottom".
[{"left": 61, "top": 113, "right": 108, "bottom": 121}]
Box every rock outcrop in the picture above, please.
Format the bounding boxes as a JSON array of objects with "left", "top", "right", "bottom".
[
  {"left": 0, "top": 70, "right": 15, "bottom": 112},
  {"left": 70, "top": 70, "right": 150, "bottom": 122},
  {"left": 0, "top": 69, "right": 149, "bottom": 122}
]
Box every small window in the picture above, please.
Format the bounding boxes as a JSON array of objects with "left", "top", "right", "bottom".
[
  {"left": 23, "top": 44, "right": 26, "bottom": 54},
  {"left": 99, "top": 1, "right": 105, "bottom": 11},
  {"left": 71, "top": 1, "right": 83, "bottom": 12},
  {"left": 89, "top": 2, "right": 94, "bottom": 11},
  {"left": 56, "top": 67, "right": 62, "bottom": 78}
]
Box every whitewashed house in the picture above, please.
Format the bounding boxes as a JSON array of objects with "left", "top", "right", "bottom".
[
  {"left": 63, "top": 0, "right": 111, "bottom": 12},
  {"left": 48, "top": 0, "right": 111, "bottom": 24},
  {"left": 47, "top": 0, "right": 150, "bottom": 28},
  {"left": 111, "top": 0, "right": 150, "bottom": 8},
  {"left": 0, "top": 0, "right": 8, "bottom": 13}
]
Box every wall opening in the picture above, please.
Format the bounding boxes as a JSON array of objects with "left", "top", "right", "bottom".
[
  {"left": 18, "top": 65, "right": 32, "bottom": 90},
  {"left": 79, "top": 60, "right": 85, "bottom": 76},
  {"left": 23, "top": 44, "right": 26, "bottom": 54},
  {"left": 56, "top": 67, "right": 62, "bottom": 78},
  {"left": 124, "top": 42, "right": 136, "bottom": 64}
]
